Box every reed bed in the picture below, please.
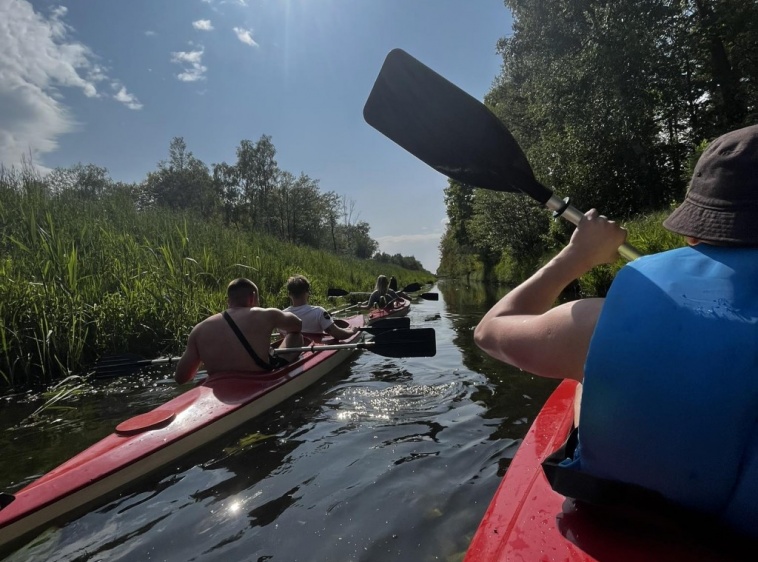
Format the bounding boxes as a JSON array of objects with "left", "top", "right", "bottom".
[{"left": 0, "top": 171, "right": 428, "bottom": 391}]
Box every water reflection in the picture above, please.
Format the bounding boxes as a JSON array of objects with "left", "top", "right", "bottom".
[{"left": 3, "top": 280, "right": 563, "bottom": 562}]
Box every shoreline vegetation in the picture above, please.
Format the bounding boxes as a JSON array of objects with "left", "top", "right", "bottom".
[{"left": 0, "top": 167, "right": 431, "bottom": 392}]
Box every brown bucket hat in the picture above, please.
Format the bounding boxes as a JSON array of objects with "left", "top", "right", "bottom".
[{"left": 663, "top": 124, "right": 758, "bottom": 245}]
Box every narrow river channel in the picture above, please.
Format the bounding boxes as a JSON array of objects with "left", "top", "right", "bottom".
[{"left": 0, "top": 280, "right": 559, "bottom": 562}]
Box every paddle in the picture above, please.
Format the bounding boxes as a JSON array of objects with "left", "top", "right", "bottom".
[
  {"left": 329, "top": 302, "right": 363, "bottom": 315},
  {"left": 327, "top": 282, "right": 423, "bottom": 298},
  {"left": 93, "top": 354, "right": 179, "bottom": 379},
  {"left": 0, "top": 492, "right": 14, "bottom": 509},
  {"left": 94, "top": 319, "right": 411, "bottom": 379},
  {"left": 363, "top": 49, "right": 642, "bottom": 262},
  {"left": 418, "top": 292, "right": 439, "bottom": 301},
  {"left": 360, "top": 317, "right": 411, "bottom": 332},
  {"left": 272, "top": 328, "right": 436, "bottom": 358}
]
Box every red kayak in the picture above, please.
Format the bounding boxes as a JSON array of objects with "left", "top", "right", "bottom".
[
  {"left": 368, "top": 297, "right": 410, "bottom": 325},
  {"left": 0, "top": 315, "right": 365, "bottom": 554},
  {"left": 465, "top": 379, "right": 755, "bottom": 562}
]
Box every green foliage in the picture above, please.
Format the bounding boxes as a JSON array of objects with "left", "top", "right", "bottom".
[
  {"left": 440, "top": 0, "right": 758, "bottom": 284},
  {"left": 0, "top": 167, "right": 431, "bottom": 391}
]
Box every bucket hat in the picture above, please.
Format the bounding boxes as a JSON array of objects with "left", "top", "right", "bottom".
[{"left": 663, "top": 124, "right": 758, "bottom": 245}]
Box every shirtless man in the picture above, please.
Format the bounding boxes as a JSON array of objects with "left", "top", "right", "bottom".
[{"left": 175, "top": 278, "right": 303, "bottom": 384}]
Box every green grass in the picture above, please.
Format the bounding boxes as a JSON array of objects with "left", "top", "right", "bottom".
[{"left": 0, "top": 170, "right": 431, "bottom": 391}]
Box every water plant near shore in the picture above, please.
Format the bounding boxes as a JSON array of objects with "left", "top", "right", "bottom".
[{"left": 0, "top": 170, "right": 429, "bottom": 391}]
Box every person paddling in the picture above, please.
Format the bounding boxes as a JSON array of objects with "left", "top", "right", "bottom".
[
  {"left": 362, "top": 275, "right": 398, "bottom": 309},
  {"left": 175, "top": 278, "right": 303, "bottom": 384},
  {"left": 474, "top": 124, "right": 758, "bottom": 539},
  {"left": 282, "top": 274, "right": 358, "bottom": 340}
]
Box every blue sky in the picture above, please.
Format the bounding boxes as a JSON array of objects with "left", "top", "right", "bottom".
[{"left": 1, "top": 0, "right": 512, "bottom": 273}]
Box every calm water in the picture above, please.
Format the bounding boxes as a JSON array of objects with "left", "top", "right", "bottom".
[{"left": 0, "top": 281, "right": 559, "bottom": 562}]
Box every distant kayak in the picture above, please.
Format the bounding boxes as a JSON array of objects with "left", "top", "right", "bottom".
[
  {"left": 368, "top": 297, "right": 410, "bottom": 325},
  {"left": 464, "top": 379, "right": 757, "bottom": 562}
]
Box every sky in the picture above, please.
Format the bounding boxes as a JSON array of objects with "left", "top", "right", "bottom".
[{"left": 0, "top": 0, "right": 512, "bottom": 273}]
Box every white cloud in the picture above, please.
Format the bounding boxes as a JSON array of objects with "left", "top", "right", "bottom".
[
  {"left": 233, "top": 27, "right": 258, "bottom": 47},
  {"left": 0, "top": 0, "right": 139, "bottom": 168},
  {"left": 171, "top": 48, "right": 208, "bottom": 82},
  {"left": 192, "top": 19, "right": 214, "bottom": 31},
  {"left": 144, "top": 30, "right": 156, "bottom": 36},
  {"left": 112, "top": 85, "right": 143, "bottom": 110}
]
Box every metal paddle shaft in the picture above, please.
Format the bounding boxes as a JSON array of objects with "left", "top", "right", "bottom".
[
  {"left": 272, "top": 328, "right": 436, "bottom": 358},
  {"left": 363, "top": 49, "right": 641, "bottom": 262},
  {"left": 94, "top": 354, "right": 179, "bottom": 378}
]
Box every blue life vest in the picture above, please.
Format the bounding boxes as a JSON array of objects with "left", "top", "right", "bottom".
[{"left": 566, "top": 244, "right": 758, "bottom": 536}]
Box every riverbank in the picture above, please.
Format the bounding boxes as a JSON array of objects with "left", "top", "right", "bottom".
[{"left": 0, "top": 178, "right": 431, "bottom": 391}]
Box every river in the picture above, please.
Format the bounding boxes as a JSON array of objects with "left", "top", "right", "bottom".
[{"left": 0, "top": 280, "right": 559, "bottom": 562}]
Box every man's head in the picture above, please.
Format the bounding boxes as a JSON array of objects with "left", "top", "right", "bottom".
[
  {"left": 664, "top": 124, "right": 758, "bottom": 246},
  {"left": 287, "top": 274, "right": 311, "bottom": 302},
  {"left": 227, "top": 278, "right": 259, "bottom": 307}
]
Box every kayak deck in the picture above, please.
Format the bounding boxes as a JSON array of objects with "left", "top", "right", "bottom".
[
  {"left": 0, "top": 315, "right": 365, "bottom": 553},
  {"left": 465, "top": 379, "right": 757, "bottom": 562}
]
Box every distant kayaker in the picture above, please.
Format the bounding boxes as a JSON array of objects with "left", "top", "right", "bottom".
[
  {"left": 474, "top": 124, "right": 758, "bottom": 538},
  {"left": 174, "top": 278, "right": 303, "bottom": 384},
  {"left": 362, "top": 275, "right": 399, "bottom": 309},
  {"left": 282, "top": 274, "right": 358, "bottom": 339}
]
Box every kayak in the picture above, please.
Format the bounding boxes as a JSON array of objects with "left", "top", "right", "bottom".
[
  {"left": 0, "top": 314, "right": 365, "bottom": 554},
  {"left": 464, "top": 379, "right": 755, "bottom": 562},
  {"left": 368, "top": 297, "right": 410, "bottom": 325}
]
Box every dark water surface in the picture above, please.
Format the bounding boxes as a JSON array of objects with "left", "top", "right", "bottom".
[{"left": 0, "top": 281, "right": 559, "bottom": 562}]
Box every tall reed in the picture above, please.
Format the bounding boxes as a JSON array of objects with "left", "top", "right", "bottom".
[{"left": 0, "top": 169, "right": 429, "bottom": 390}]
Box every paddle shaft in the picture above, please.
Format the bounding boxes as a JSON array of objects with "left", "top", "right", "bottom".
[{"left": 545, "top": 195, "right": 641, "bottom": 261}]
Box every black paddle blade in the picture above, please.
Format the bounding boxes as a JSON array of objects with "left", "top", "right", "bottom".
[
  {"left": 327, "top": 288, "right": 350, "bottom": 297},
  {"left": 364, "top": 49, "right": 551, "bottom": 204},
  {"left": 362, "top": 317, "right": 411, "bottom": 333},
  {"left": 401, "top": 282, "right": 422, "bottom": 293},
  {"left": 0, "top": 492, "right": 15, "bottom": 509},
  {"left": 419, "top": 292, "right": 439, "bottom": 301},
  {"left": 371, "top": 328, "right": 436, "bottom": 358}
]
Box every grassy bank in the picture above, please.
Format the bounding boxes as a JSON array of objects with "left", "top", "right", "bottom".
[{"left": 0, "top": 173, "right": 430, "bottom": 391}]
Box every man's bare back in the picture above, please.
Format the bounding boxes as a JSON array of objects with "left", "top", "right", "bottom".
[{"left": 175, "top": 279, "right": 302, "bottom": 384}]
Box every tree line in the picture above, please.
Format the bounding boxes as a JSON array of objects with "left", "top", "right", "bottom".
[
  {"left": 439, "top": 0, "right": 757, "bottom": 281},
  {"left": 45, "top": 135, "right": 425, "bottom": 270}
]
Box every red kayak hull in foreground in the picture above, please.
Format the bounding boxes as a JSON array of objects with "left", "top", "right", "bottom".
[
  {"left": 0, "top": 315, "right": 365, "bottom": 553},
  {"left": 368, "top": 297, "right": 410, "bottom": 325},
  {"left": 464, "top": 379, "right": 753, "bottom": 562}
]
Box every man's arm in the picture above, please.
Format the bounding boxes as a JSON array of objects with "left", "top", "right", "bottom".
[
  {"left": 326, "top": 322, "right": 358, "bottom": 341},
  {"left": 473, "top": 210, "right": 627, "bottom": 382},
  {"left": 271, "top": 309, "right": 302, "bottom": 333},
  {"left": 175, "top": 328, "right": 202, "bottom": 384}
]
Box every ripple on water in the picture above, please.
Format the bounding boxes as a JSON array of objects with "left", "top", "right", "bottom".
[{"left": 331, "top": 380, "right": 463, "bottom": 423}]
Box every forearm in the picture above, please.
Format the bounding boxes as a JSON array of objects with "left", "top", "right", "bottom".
[
  {"left": 175, "top": 355, "right": 199, "bottom": 384},
  {"left": 480, "top": 246, "right": 590, "bottom": 322}
]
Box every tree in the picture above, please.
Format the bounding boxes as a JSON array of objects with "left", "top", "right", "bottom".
[
  {"left": 144, "top": 137, "right": 217, "bottom": 218},
  {"left": 234, "top": 135, "right": 279, "bottom": 232}
]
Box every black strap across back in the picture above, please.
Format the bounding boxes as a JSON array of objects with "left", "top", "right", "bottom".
[{"left": 222, "top": 311, "right": 281, "bottom": 371}]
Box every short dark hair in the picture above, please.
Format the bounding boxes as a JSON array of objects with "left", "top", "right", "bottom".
[
  {"left": 227, "top": 278, "right": 258, "bottom": 307},
  {"left": 286, "top": 274, "right": 310, "bottom": 298}
]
